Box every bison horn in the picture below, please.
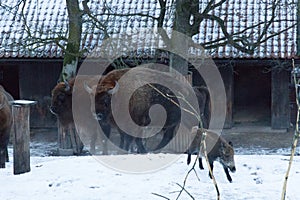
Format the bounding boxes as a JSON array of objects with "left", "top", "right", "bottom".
[
  {"left": 108, "top": 81, "right": 119, "bottom": 94},
  {"left": 83, "top": 81, "right": 93, "bottom": 94},
  {"left": 0, "top": 95, "right": 5, "bottom": 110},
  {"left": 64, "top": 80, "right": 71, "bottom": 92}
]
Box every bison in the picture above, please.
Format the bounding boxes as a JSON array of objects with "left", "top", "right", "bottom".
[
  {"left": 85, "top": 67, "right": 202, "bottom": 153},
  {"left": 0, "top": 85, "right": 13, "bottom": 168},
  {"left": 50, "top": 76, "right": 102, "bottom": 154},
  {"left": 187, "top": 128, "right": 236, "bottom": 182}
]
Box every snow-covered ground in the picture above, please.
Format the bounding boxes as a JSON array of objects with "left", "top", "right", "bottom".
[{"left": 0, "top": 154, "right": 299, "bottom": 200}]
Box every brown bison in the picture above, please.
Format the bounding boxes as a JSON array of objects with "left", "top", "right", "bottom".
[
  {"left": 0, "top": 85, "right": 13, "bottom": 168},
  {"left": 50, "top": 76, "right": 102, "bottom": 154},
  {"left": 85, "top": 67, "right": 201, "bottom": 153},
  {"left": 186, "top": 128, "right": 236, "bottom": 182}
]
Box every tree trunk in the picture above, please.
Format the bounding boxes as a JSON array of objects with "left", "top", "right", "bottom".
[
  {"left": 57, "top": 0, "right": 83, "bottom": 155},
  {"left": 169, "top": 0, "right": 193, "bottom": 75},
  {"left": 57, "top": 122, "right": 84, "bottom": 155},
  {"left": 60, "top": 0, "right": 82, "bottom": 82}
]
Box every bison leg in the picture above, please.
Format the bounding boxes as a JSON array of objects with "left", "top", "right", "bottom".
[
  {"left": 99, "top": 123, "right": 111, "bottom": 155},
  {"left": 155, "top": 126, "right": 177, "bottom": 151},
  {"left": 135, "top": 138, "right": 147, "bottom": 154},
  {"left": 223, "top": 166, "right": 232, "bottom": 183},
  {"left": 187, "top": 153, "right": 191, "bottom": 165},
  {"left": 208, "top": 160, "right": 214, "bottom": 179},
  {"left": 123, "top": 134, "right": 134, "bottom": 152},
  {"left": 117, "top": 129, "right": 133, "bottom": 152},
  {"left": 198, "top": 157, "right": 204, "bottom": 170},
  {"left": 5, "top": 147, "right": 8, "bottom": 162},
  {"left": 119, "top": 132, "right": 126, "bottom": 150},
  {"left": 89, "top": 132, "right": 97, "bottom": 154},
  {"left": 0, "top": 149, "right": 5, "bottom": 168}
]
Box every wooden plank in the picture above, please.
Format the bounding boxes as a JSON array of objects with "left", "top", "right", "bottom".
[{"left": 271, "top": 69, "right": 290, "bottom": 129}]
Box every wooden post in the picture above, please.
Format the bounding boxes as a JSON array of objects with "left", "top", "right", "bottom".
[
  {"left": 219, "top": 66, "right": 234, "bottom": 129},
  {"left": 271, "top": 69, "right": 290, "bottom": 129},
  {"left": 11, "top": 100, "right": 36, "bottom": 175}
]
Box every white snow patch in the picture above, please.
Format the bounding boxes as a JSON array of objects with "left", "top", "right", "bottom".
[{"left": 0, "top": 155, "right": 299, "bottom": 200}]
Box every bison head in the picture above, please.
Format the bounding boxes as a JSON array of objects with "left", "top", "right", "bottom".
[
  {"left": 85, "top": 79, "right": 119, "bottom": 122},
  {"left": 50, "top": 80, "right": 73, "bottom": 125},
  {"left": 95, "top": 81, "right": 119, "bottom": 121},
  {"left": 219, "top": 141, "right": 236, "bottom": 173}
]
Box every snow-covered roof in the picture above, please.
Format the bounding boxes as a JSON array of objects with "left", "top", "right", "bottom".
[{"left": 0, "top": 0, "right": 297, "bottom": 59}]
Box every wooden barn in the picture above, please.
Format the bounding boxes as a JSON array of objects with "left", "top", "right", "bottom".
[{"left": 0, "top": 0, "right": 297, "bottom": 132}]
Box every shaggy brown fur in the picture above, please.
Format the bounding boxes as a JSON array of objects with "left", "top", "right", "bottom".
[
  {"left": 187, "top": 128, "right": 236, "bottom": 182},
  {"left": 0, "top": 85, "right": 12, "bottom": 168},
  {"left": 50, "top": 76, "right": 101, "bottom": 154},
  {"left": 89, "top": 68, "right": 202, "bottom": 153}
]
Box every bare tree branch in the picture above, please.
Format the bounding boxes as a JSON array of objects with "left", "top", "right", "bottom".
[
  {"left": 152, "top": 193, "right": 171, "bottom": 200},
  {"left": 175, "top": 183, "right": 195, "bottom": 200}
]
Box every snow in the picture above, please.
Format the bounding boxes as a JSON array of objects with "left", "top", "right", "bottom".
[
  {"left": 11, "top": 100, "right": 37, "bottom": 105},
  {"left": 0, "top": 154, "right": 300, "bottom": 200}
]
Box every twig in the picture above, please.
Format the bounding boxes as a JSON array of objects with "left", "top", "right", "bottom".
[
  {"left": 148, "top": 83, "right": 202, "bottom": 125},
  {"left": 281, "top": 59, "right": 300, "bottom": 200},
  {"left": 175, "top": 154, "right": 200, "bottom": 200},
  {"left": 147, "top": 82, "right": 220, "bottom": 199},
  {"left": 152, "top": 193, "right": 171, "bottom": 200},
  {"left": 175, "top": 183, "right": 195, "bottom": 200},
  {"left": 201, "top": 131, "right": 220, "bottom": 200}
]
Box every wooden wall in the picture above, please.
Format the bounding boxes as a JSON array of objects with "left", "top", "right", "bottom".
[
  {"left": 271, "top": 69, "right": 290, "bottom": 129},
  {"left": 18, "top": 60, "right": 62, "bottom": 128},
  {"left": 0, "top": 58, "right": 292, "bottom": 130},
  {"left": 0, "top": 59, "right": 62, "bottom": 128}
]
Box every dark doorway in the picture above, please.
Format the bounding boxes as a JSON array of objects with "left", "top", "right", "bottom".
[
  {"left": 233, "top": 66, "right": 271, "bottom": 126},
  {"left": 0, "top": 65, "right": 20, "bottom": 99}
]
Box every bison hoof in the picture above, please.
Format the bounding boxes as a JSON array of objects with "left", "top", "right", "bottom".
[{"left": 187, "top": 160, "right": 191, "bottom": 165}]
